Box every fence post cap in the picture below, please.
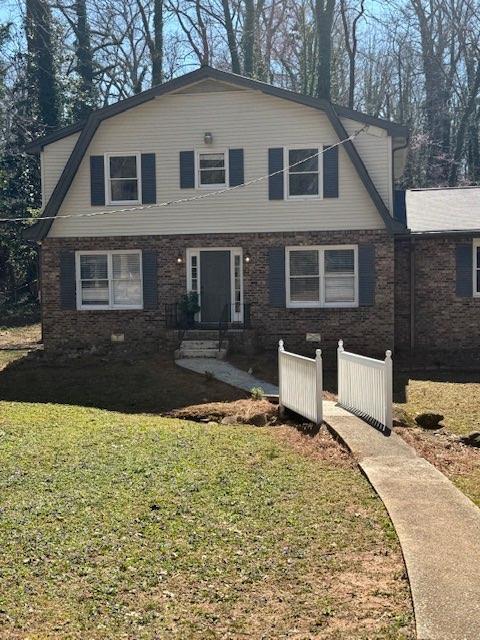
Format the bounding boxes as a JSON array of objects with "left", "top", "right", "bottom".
[
  {"left": 338, "top": 339, "right": 344, "bottom": 350},
  {"left": 278, "top": 339, "right": 284, "bottom": 351},
  {"left": 315, "top": 348, "right": 322, "bottom": 358},
  {"left": 385, "top": 349, "right": 392, "bottom": 359}
]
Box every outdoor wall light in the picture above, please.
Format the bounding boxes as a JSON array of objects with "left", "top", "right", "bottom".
[
  {"left": 244, "top": 253, "right": 251, "bottom": 264},
  {"left": 204, "top": 131, "right": 213, "bottom": 144},
  {"left": 176, "top": 255, "right": 184, "bottom": 265}
]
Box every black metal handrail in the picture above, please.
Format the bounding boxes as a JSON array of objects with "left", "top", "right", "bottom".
[{"left": 218, "top": 303, "right": 252, "bottom": 351}]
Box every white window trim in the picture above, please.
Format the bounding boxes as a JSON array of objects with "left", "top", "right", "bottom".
[
  {"left": 285, "top": 245, "right": 358, "bottom": 309},
  {"left": 195, "top": 149, "right": 229, "bottom": 190},
  {"left": 473, "top": 239, "right": 480, "bottom": 297},
  {"left": 186, "top": 247, "right": 243, "bottom": 322},
  {"left": 75, "top": 249, "right": 143, "bottom": 311},
  {"left": 284, "top": 145, "right": 324, "bottom": 200},
  {"left": 104, "top": 152, "right": 142, "bottom": 205}
]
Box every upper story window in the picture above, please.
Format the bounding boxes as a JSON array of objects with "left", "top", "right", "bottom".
[
  {"left": 286, "top": 147, "right": 321, "bottom": 198},
  {"left": 474, "top": 240, "right": 480, "bottom": 296},
  {"left": 197, "top": 151, "right": 227, "bottom": 187},
  {"left": 106, "top": 154, "right": 141, "bottom": 204},
  {"left": 286, "top": 246, "right": 358, "bottom": 308},
  {"left": 76, "top": 250, "right": 143, "bottom": 310}
]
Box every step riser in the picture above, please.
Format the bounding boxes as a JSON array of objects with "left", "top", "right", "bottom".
[
  {"left": 182, "top": 331, "right": 219, "bottom": 340},
  {"left": 180, "top": 340, "right": 219, "bottom": 349},
  {"left": 175, "top": 349, "right": 227, "bottom": 360}
]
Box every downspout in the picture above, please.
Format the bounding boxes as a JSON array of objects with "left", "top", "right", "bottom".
[{"left": 410, "top": 237, "right": 415, "bottom": 352}]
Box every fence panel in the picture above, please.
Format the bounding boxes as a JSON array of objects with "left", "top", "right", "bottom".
[
  {"left": 337, "top": 340, "right": 392, "bottom": 430},
  {"left": 278, "top": 340, "right": 323, "bottom": 424}
]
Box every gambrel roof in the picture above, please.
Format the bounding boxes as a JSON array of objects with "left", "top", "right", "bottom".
[{"left": 25, "top": 66, "right": 408, "bottom": 240}]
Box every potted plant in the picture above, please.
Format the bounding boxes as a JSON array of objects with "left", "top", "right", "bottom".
[{"left": 178, "top": 291, "right": 200, "bottom": 328}]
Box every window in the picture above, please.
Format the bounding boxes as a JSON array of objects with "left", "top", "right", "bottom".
[
  {"left": 197, "top": 152, "right": 226, "bottom": 187},
  {"left": 475, "top": 240, "right": 480, "bottom": 296},
  {"left": 76, "top": 251, "right": 143, "bottom": 310},
  {"left": 286, "top": 246, "right": 358, "bottom": 308},
  {"left": 106, "top": 154, "right": 141, "bottom": 204},
  {"left": 286, "top": 147, "right": 321, "bottom": 198}
]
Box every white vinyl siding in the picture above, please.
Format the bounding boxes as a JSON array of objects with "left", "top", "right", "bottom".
[
  {"left": 76, "top": 250, "right": 143, "bottom": 310},
  {"left": 341, "top": 117, "right": 393, "bottom": 212},
  {"left": 46, "top": 88, "right": 388, "bottom": 237},
  {"left": 41, "top": 132, "right": 80, "bottom": 205},
  {"left": 286, "top": 245, "right": 358, "bottom": 308}
]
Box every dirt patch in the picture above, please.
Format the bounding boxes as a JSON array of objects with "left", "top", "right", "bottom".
[
  {"left": 168, "top": 398, "right": 278, "bottom": 425},
  {"left": 0, "top": 323, "right": 41, "bottom": 350},
  {"left": 271, "top": 424, "right": 354, "bottom": 468},
  {"left": 395, "top": 425, "right": 480, "bottom": 477}
]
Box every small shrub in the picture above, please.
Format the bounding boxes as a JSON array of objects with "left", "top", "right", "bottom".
[{"left": 250, "top": 386, "right": 265, "bottom": 400}]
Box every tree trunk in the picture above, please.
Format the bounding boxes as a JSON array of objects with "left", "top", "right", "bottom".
[
  {"left": 315, "top": 0, "right": 335, "bottom": 100},
  {"left": 73, "top": 0, "right": 95, "bottom": 120},
  {"left": 243, "top": 0, "right": 255, "bottom": 77},
  {"left": 152, "top": 0, "right": 163, "bottom": 85},
  {"left": 25, "top": 0, "right": 60, "bottom": 130},
  {"left": 222, "top": 0, "right": 241, "bottom": 74}
]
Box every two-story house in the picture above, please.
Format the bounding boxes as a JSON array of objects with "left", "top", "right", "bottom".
[{"left": 25, "top": 66, "right": 479, "bottom": 362}]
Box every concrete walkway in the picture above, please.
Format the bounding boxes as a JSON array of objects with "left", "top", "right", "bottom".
[
  {"left": 175, "top": 358, "right": 279, "bottom": 396},
  {"left": 323, "top": 401, "right": 480, "bottom": 640}
]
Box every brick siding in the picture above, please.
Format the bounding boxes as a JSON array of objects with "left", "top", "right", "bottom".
[{"left": 41, "top": 230, "right": 394, "bottom": 361}]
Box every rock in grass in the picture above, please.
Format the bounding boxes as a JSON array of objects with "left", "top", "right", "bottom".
[
  {"left": 247, "top": 413, "right": 268, "bottom": 427},
  {"left": 221, "top": 415, "right": 241, "bottom": 425},
  {"left": 415, "top": 412, "right": 444, "bottom": 429},
  {"left": 460, "top": 431, "right": 480, "bottom": 448}
]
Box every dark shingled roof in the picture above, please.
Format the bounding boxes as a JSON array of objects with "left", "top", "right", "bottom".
[{"left": 406, "top": 187, "right": 480, "bottom": 233}]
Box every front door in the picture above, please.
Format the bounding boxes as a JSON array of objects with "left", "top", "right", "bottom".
[{"left": 200, "top": 251, "right": 231, "bottom": 323}]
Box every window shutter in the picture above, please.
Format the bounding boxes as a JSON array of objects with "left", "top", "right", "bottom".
[
  {"left": 229, "top": 148, "right": 244, "bottom": 187},
  {"left": 141, "top": 153, "right": 156, "bottom": 204},
  {"left": 90, "top": 156, "right": 105, "bottom": 206},
  {"left": 268, "top": 148, "right": 284, "bottom": 200},
  {"left": 142, "top": 250, "right": 158, "bottom": 310},
  {"left": 358, "top": 244, "right": 375, "bottom": 306},
  {"left": 323, "top": 145, "right": 339, "bottom": 198},
  {"left": 60, "top": 251, "right": 77, "bottom": 310},
  {"left": 268, "top": 247, "right": 286, "bottom": 307},
  {"left": 180, "top": 151, "right": 195, "bottom": 189},
  {"left": 456, "top": 243, "right": 473, "bottom": 297}
]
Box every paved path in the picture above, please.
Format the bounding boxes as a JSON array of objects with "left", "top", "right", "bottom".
[
  {"left": 323, "top": 401, "right": 480, "bottom": 640},
  {"left": 175, "top": 358, "right": 279, "bottom": 396}
]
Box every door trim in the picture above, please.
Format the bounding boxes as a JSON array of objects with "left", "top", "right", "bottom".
[{"left": 186, "top": 247, "right": 244, "bottom": 323}]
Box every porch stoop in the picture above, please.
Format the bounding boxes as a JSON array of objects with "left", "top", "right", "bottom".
[{"left": 174, "top": 330, "right": 229, "bottom": 359}]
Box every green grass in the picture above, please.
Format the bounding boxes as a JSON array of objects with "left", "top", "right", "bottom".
[{"left": 0, "top": 401, "right": 413, "bottom": 639}]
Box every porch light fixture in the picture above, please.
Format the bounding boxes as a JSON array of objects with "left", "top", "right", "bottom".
[
  {"left": 244, "top": 253, "right": 251, "bottom": 264},
  {"left": 176, "top": 255, "right": 183, "bottom": 265},
  {"left": 204, "top": 131, "right": 213, "bottom": 145}
]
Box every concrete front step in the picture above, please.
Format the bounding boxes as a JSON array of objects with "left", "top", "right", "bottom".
[
  {"left": 182, "top": 330, "right": 219, "bottom": 340},
  {"left": 180, "top": 340, "right": 219, "bottom": 349},
  {"left": 175, "top": 347, "right": 227, "bottom": 360}
]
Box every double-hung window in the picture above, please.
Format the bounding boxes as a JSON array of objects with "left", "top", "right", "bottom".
[
  {"left": 286, "top": 246, "right": 358, "bottom": 308},
  {"left": 286, "top": 147, "right": 321, "bottom": 198},
  {"left": 106, "top": 154, "right": 141, "bottom": 204},
  {"left": 197, "top": 151, "right": 226, "bottom": 187},
  {"left": 474, "top": 240, "right": 480, "bottom": 296},
  {"left": 76, "top": 250, "right": 143, "bottom": 310}
]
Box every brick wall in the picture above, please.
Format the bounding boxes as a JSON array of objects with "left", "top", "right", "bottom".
[
  {"left": 394, "top": 235, "right": 480, "bottom": 360},
  {"left": 41, "top": 229, "right": 394, "bottom": 360}
]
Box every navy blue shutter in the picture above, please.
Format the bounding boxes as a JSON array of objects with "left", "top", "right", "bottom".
[
  {"left": 268, "top": 148, "right": 284, "bottom": 200},
  {"left": 90, "top": 156, "right": 105, "bottom": 205},
  {"left": 60, "top": 251, "right": 77, "bottom": 310},
  {"left": 229, "top": 149, "right": 244, "bottom": 186},
  {"left": 358, "top": 244, "right": 375, "bottom": 306},
  {"left": 456, "top": 243, "right": 473, "bottom": 297},
  {"left": 268, "top": 247, "right": 286, "bottom": 307},
  {"left": 323, "top": 145, "right": 339, "bottom": 198},
  {"left": 141, "top": 153, "right": 156, "bottom": 204},
  {"left": 142, "top": 250, "right": 158, "bottom": 310},
  {"left": 180, "top": 151, "right": 195, "bottom": 188}
]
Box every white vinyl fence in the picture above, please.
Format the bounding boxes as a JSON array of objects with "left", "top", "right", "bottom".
[
  {"left": 278, "top": 340, "right": 323, "bottom": 425},
  {"left": 337, "top": 340, "right": 393, "bottom": 430}
]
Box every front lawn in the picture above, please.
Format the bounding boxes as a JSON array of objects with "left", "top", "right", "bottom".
[{"left": 0, "top": 400, "right": 413, "bottom": 639}]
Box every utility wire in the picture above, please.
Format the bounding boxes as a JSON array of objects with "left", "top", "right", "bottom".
[{"left": 0, "top": 125, "right": 368, "bottom": 224}]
